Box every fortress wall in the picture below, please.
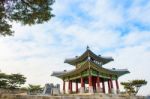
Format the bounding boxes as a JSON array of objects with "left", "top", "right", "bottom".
[{"left": 0, "top": 94, "right": 146, "bottom": 99}]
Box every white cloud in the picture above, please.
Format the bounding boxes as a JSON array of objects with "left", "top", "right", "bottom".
[
  {"left": 127, "top": 1, "right": 150, "bottom": 24},
  {"left": 79, "top": 0, "right": 124, "bottom": 28},
  {"left": 123, "top": 31, "right": 150, "bottom": 46}
]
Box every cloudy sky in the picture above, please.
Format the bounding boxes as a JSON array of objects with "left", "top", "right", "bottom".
[{"left": 0, "top": 0, "right": 150, "bottom": 95}]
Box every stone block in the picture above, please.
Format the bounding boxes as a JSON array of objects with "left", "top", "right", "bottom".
[{"left": 80, "top": 87, "right": 84, "bottom": 93}]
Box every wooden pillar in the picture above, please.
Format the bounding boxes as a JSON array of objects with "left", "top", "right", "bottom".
[
  {"left": 110, "top": 75, "right": 114, "bottom": 94},
  {"left": 88, "top": 76, "right": 93, "bottom": 93},
  {"left": 107, "top": 79, "right": 111, "bottom": 93},
  {"left": 81, "top": 77, "right": 84, "bottom": 87},
  {"left": 68, "top": 80, "right": 72, "bottom": 94},
  {"left": 102, "top": 80, "right": 105, "bottom": 93},
  {"left": 63, "top": 80, "right": 65, "bottom": 94},
  {"left": 110, "top": 75, "right": 113, "bottom": 88},
  {"left": 83, "top": 79, "right": 85, "bottom": 88},
  {"left": 110, "top": 79, "right": 113, "bottom": 89},
  {"left": 76, "top": 80, "right": 78, "bottom": 93},
  {"left": 115, "top": 78, "right": 119, "bottom": 94},
  {"left": 116, "top": 79, "right": 119, "bottom": 89},
  {"left": 70, "top": 80, "right": 72, "bottom": 93},
  {"left": 68, "top": 81, "right": 70, "bottom": 93},
  {"left": 93, "top": 77, "right": 96, "bottom": 92},
  {"left": 80, "top": 77, "right": 84, "bottom": 93},
  {"left": 96, "top": 76, "right": 100, "bottom": 92}
]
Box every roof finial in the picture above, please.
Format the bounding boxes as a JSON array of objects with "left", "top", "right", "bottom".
[{"left": 87, "top": 45, "right": 90, "bottom": 50}]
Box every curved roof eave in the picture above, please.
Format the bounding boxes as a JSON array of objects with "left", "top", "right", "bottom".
[
  {"left": 87, "top": 61, "right": 130, "bottom": 77},
  {"left": 64, "top": 49, "right": 114, "bottom": 65},
  {"left": 109, "top": 69, "right": 130, "bottom": 77},
  {"left": 51, "top": 61, "right": 89, "bottom": 78}
]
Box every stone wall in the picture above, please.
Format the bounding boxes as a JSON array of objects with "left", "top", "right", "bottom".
[
  {"left": 0, "top": 89, "right": 27, "bottom": 95},
  {"left": 0, "top": 93, "right": 146, "bottom": 99}
]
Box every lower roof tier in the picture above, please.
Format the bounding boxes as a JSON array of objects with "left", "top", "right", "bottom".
[{"left": 51, "top": 60, "right": 130, "bottom": 81}]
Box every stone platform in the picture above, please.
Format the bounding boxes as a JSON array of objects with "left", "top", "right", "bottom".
[{"left": 0, "top": 93, "right": 146, "bottom": 99}]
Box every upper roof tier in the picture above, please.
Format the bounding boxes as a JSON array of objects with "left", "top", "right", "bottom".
[{"left": 64, "top": 47, "right": 114, "bottom": 65}]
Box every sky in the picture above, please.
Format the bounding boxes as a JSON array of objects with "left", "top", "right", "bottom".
[{"left": 0, "top": 0, "right": 150, "bottom": 96}]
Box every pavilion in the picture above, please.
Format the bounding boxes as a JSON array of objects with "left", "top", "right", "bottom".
[{"left": 51, "top": 47, "right": 130, "bottom": 94}]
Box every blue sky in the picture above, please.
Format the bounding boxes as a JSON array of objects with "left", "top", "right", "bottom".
[{"left": 0, "top": 0, "right": 150, "bottom": 95}]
